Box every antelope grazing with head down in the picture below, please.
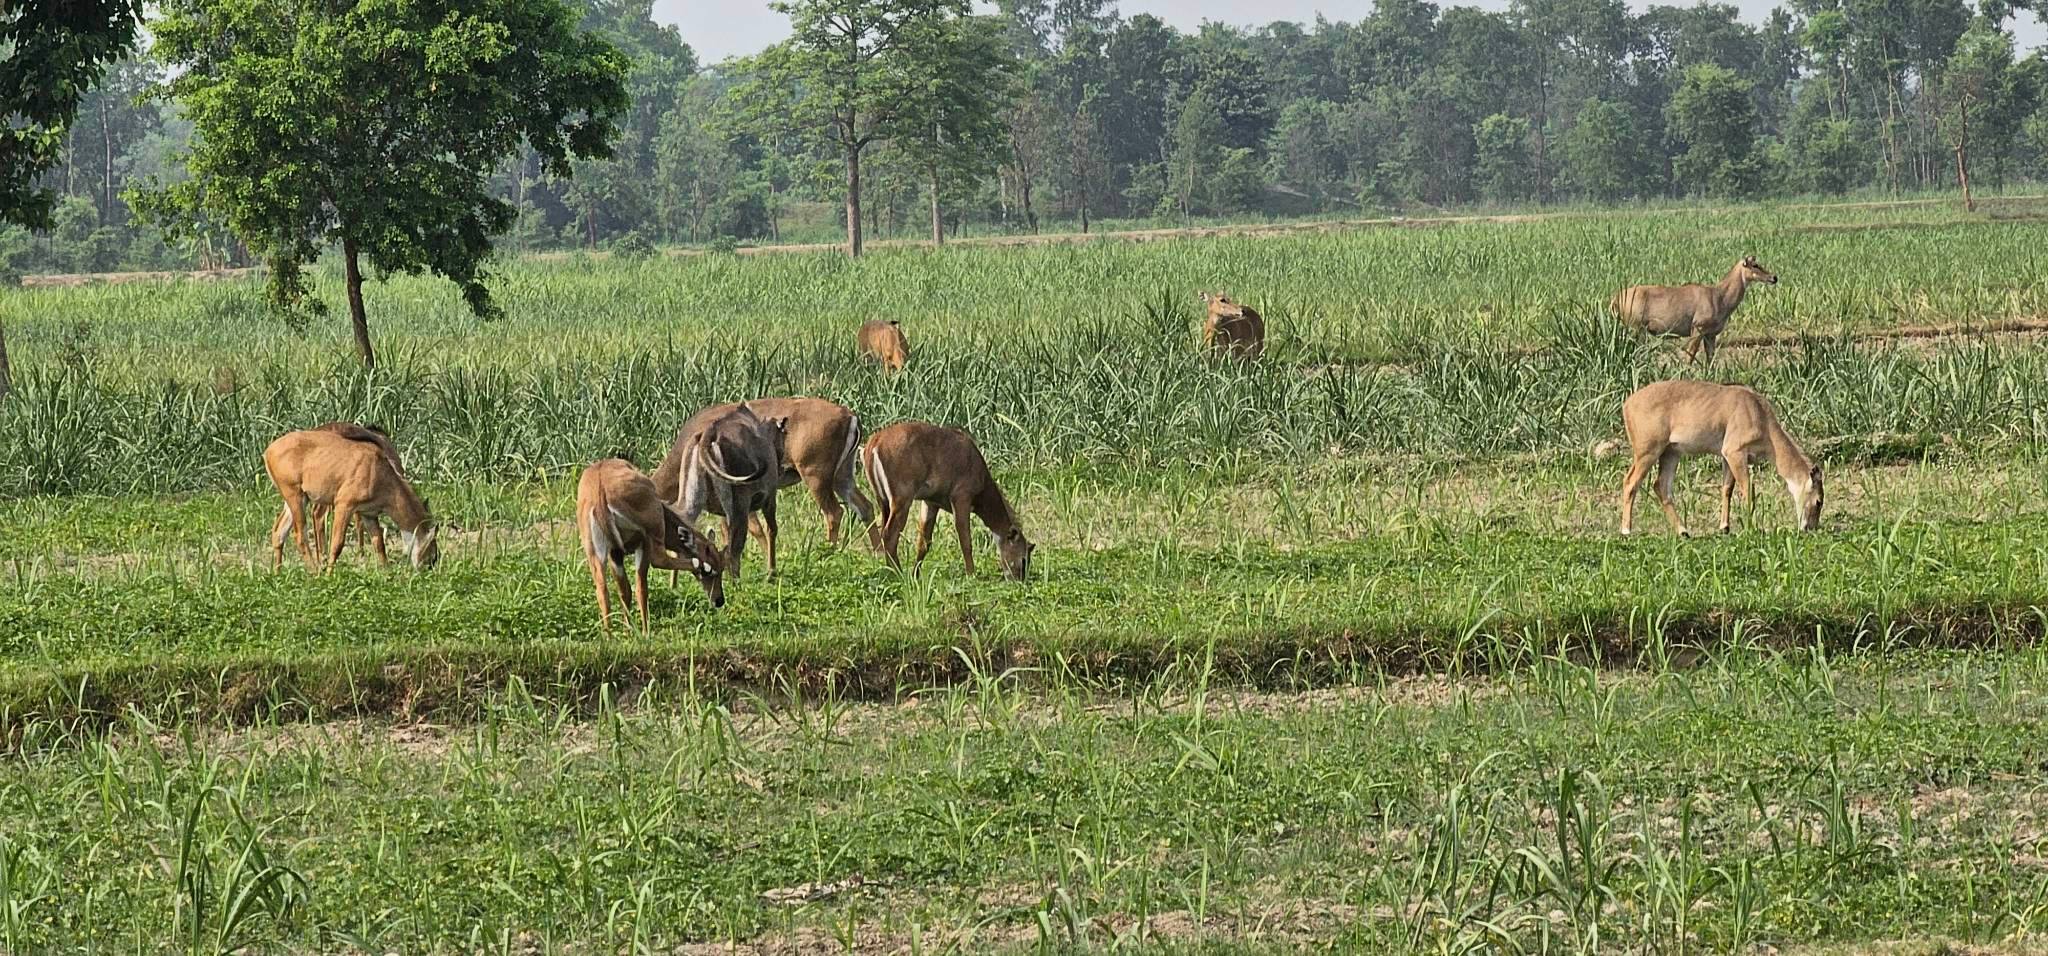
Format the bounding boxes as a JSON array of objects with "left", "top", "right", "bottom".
[
  {"left": 661, "top": 397, "right": 873, "bottom": 546},
  {"left": 271, "top": 421, "right": 404, "bottom": 555},
  {"left": 652, "top": 403, "right": 787, "bottom": 580},
  {"left": 1200, "top": 292, "right": 1265, "bottom": 359},
  {"left": 577, "top": 458, "right": 725, "bottom": 630},
  {"left": 862, "top": 421, "right": 1034, "bottom": 580},
  {"left": 858, "top": 319, "right": 909, "bottom": 370},
  {"left": 264, "top": 429, "right": 439, "bottom": 570},
  {"left": 1618, "top": 380, "right": 1823, "bottom": 537},
  {"left": 1611, "top": 255, "right": 1778, "bottom": 364}
]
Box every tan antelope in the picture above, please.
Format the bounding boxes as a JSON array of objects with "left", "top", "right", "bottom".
[
  {"left": 576, "top": 458, "right": 726, "bottom": 630},
  {"left": 861, "top": 421, "right": 1034, "bottom": 580},
  {"left": 1618, "top": 380, "right": 1823, "bottom": 537},
  {"left": 653, "top": 403, "right": 787, "bottom": 580},
  {"left": 264, "top": 429, "right": 439, "bottom": 571},
  {"left": 857, "top": 319, "right": 909, "bottom": 370},
  {"left": 1200, "top": 292, "right": 1265, "bottom": 359},
  {"left": 1612, "top": 255, "right": 1779, "bottom": 364},
  {"left": 271, "top": 421, "right": 404, "bottom": 555},
  {"left": 660, "top": 397, "right": 873, "bottom": 546}
]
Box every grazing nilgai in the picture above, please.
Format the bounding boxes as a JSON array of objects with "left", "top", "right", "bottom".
[
  {"left": 663, "top": 398, "right": 873, "bottom": 546},
  {"left": 576, "top": 458, "right": 725, "bottom": 630},
  {"left": 857, "top": 319, "right": 909, "bottom": 370},
  {"left": 861, "top": 421, "right": 1034, "bottom": 580},
  {"left": 1200, "top": 292, "right": 1265, "bottom": 359},
  {"left": 272, "top": 421, "right": 404, "bottom": 555},
  {"left": 1618, "top": 380, "right": 1824, "bottom": 537},
  {"left": 264, "top": 429, "right": 439, "bottom": 570},
  {"left": 653, "top": 403, "right": 787, "bottom": 580},
  {"left": 1611, "top": 255, "right": 1779, "bottom": 364}
]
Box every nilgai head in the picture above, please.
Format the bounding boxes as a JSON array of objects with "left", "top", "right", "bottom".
[
  {"left": 403, "top": 522, "right": 440, "bottom": 570},
  {"left": 1791, "top": 465, "right": 1824, "bottom": 531},
  {"left": 664, "top": 505, "right": 727, "bottom": 608},
  {"left": 1740, "top": 255, "right": 1779, "bottom": 285},
  {"left": 1200, "top": 292, "right": 1246, "bottom": 318},
  {"left": 997, "top": 528, "right": 1035, "bottom": 582}
]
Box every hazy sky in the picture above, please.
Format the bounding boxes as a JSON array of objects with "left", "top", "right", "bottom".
[{"left": 659, "top": 0, "right": 2047, "bottom": 65}]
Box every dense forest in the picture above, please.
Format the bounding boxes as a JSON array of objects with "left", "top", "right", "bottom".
[{"left": 8, "top": 0, "right": 2048, "bottom": 275}]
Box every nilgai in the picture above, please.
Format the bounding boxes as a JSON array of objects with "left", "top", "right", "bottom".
[
  {"left": 264, "top": 429, "right": 439, "bottom": 570},
  {"left": 857, "top": 319, "right": 909, "bottom": 370},
  {"left": 660, "top": 397, "right": 873, "bottom": 546},
  {"left": 654, "top": 403, "right": 787, "bottom": 580},
  {"left": 1200, "top": 292, "right": 1265, "bottom": 359},
  {"left": 576, "top": 458, "right": 726, "bottom": 630},
  {"left": 1611, "top": 255, "right": 1778, "bottom": 364},
  {"left": 1618, "top": 380, "right": 1823, "bottom": 537},
  {"left": 271, "top": 421, "right": 403, "bottom": 555},
  {"left": 861, "top": 421, "right": 1034, "bottom": 580}
]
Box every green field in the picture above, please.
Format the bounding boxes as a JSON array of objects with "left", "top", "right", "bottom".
[{"left": 4, "top": 199, "right": 2048, "bottom": 951}]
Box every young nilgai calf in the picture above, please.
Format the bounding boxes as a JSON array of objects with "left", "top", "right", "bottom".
[
  {"left": 577, "top": 458, "right": 726, "bottom": 630},
  {"left": 857, "top": 319, "right": 909, "bottom": 370},
  {"left": 663, "top": 398, "right": 873, "bottom": 546},
  {"left": 264, "top": 429, "right": 439, "bottom": 570},
  {"left": 653, "top": 403, "right": 787, "bottom": 581},
  {"left": 861, "top": 421, "right": 1035, "bottom": 580},
  {"left": 1611, "top": 255, "right": 1778, "bottom": 364},
  {"left": 1619, "top": 380, "right": 1823, "bottom": 537},
  {"left": 1200, "top": 292, "right": 1265, "bottom": 359}
]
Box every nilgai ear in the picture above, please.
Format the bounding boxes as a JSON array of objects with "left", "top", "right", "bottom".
[{"left": 1744, "top": 255, "right": 1758, "bottom": 265}]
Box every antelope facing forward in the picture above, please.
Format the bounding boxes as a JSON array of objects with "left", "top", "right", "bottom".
[
  {"left": 1200, "top": 292, "right": 1265, "bottom": 359},
  {"left": 577, "top": 458, "right": 726, "bottom": 630},
  {"left": 264, "top": 429, "right": 439, "bottom": 570},
  {"left": 858, "top": 320, "right": 909, "bottom": 370},
  {"left": 1612, "top": 256, "right": 1778, "bottom": 364},
  {"left": 1619, "top": 380, "right": 1823, "bottom": 537},
  {"left": 862, "top": 421, "right": 1034, "bottom": 580},
  {"left": 656, "top": 403, "right": 787, "bottom": 580},
  {"left": 662, "top": 397, "right": 873, "bottom": 546}
]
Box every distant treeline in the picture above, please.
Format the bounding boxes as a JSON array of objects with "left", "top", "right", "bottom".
[{"left": 10, "top": 0, "right": 2048, "bottom": 274}]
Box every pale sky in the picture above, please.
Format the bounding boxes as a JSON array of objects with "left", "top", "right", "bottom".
[{"left": 659, "top": 0, "right": 2047, "bottom": 65}]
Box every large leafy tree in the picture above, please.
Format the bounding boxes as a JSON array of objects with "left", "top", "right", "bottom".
[
  {"left": 892, "top": 14, "right": 1018, "bottom": 245},
  {"left": 735, "top": 0, "right": 1005, "bottom": 258},
  {"left": 0, "top": 0, "right": 145, "bottom": 398},
  {"left": 141, "top": 0, "right": 630, "bottom": 368},
  {"left": 1667, "top": 63, "right": 1762, "bottom": 196},
  {"left": 1938, "top": 20, "right": 2012, "bottom": 210}
]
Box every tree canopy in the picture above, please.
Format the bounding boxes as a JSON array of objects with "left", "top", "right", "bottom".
[{"left": 140, "top": 0, "right": 631, "bottom": 366}]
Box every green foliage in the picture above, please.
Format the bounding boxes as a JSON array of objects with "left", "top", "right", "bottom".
[
  {"left": 139, "top": 0, "right": 632, "bottom": 365},
  {"left": 0, "top": 0, "right": 145, "bottom": 228},
  {"left": 1667, "top": 64, "right": 1763, "bottom": 197},
  {"left": 1561, "top": 99, "right": 1647, "bottom": 203},
  {"left": 609, "top": 229, "right": 656, "bottom": 262},
  {"left": 1472, "top": 113, "right": 1536, "bottom": 203}
]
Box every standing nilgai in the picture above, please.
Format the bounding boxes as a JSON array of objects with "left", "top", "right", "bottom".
[
  {"left": 1612, "top": 256, "right": 1778, "bottom": 364},
  {"left": 1199, "top": 292, "right": 1265, "bottom": 359},
  {"left": 577, "top": 458, "right": 726, "bottom": 630},
  {"left": 1618, "top": 380, "right": 1823, "bottom": 537}
]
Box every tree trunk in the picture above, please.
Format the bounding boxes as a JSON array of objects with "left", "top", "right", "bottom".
[
  {"left": 343, "top": 238, "right": 376, "bottom": 370},
  {"left": 0, "top": 314, "right": 12, "bottom": 403},
  {"left": 929, "top": 166, "right": 944, "bottom": 248},
  {"left": 845, "top": 144, "right": 864, "bottom": 258},
  {"left": 101, "top": 99, "right": 115, "bottom": 220},
  {"left": 1955, "top": 104, "right": 1973, "bottom": 213}
]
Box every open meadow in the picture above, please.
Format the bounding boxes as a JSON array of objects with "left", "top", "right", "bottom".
[{"left": 5, "top": 198, "right": 2048, "bottom": 952}]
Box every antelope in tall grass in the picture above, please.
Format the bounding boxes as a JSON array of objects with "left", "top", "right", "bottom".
[
  {"left": 1618, "top": 380, "right": 1823, "bottom": 537},
  {"left": 659, "top": 397, "right": 873, "bottom": 546},
  {"left": 861, "top": 421, "right": 1034, "bottom": 580},
  {"left": 577, "top": 458, "right": 725, "bottom": 630},
  {"left": 1200, "top": 292, "right": 1265, "bottom": 359},
  {"left": 270, "top": 421, "right": 403, "bottom": 555},
  {"left": 654, "top": 403, "right": 787, "bottom": 580},
  {"left": 264, "top": 429, "right": 439, "bottom": 570},
  {"left": 858, "top": 319, "right": 909, "bottom": 370},
  {"left": 1611, "top": 256, "right": 1778, "bottom": 364}
]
